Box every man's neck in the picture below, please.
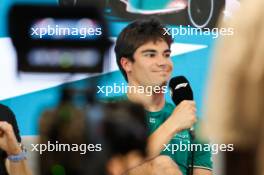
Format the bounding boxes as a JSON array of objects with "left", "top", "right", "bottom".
[{"left": 126, "top": 82, "right": 166, "bottom": 112}]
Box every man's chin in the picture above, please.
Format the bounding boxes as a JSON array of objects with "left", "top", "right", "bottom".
[{"left": 152, "top": 80, "right": 168, "bottom": 87}]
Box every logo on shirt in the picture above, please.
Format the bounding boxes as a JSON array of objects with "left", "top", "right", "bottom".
[
  {"left": 176, "top": 133, "right": 188, "bottom": 139},
  {"left": 172, "top": 133, "right": 190, "bottom": 143},
  {"left": 149, "top": 118, "right": 156, "bottom": 124}
]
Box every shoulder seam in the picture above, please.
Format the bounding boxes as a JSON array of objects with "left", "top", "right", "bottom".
[{"left": 189, "top": 165, "right": 213, "bottom": 171}]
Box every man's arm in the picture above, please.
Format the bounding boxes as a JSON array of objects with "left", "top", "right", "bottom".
[
  {"left": 191, "top": 137, "right": 213, "bottom": 175},
  {"left": 0, "top": 121, "right": 32, "bottom": 175},
  {"left": 193, "top": 168, "right": 212, "bottom": 175},
  {"left": 147, "top": 100, "right": 197, "bottom": 157},
  {"left": 6, "top": 159, "right": 32, "bottom": 175},
  {"left": 126, "top": 155, "right": 183, "bottom": 175}
]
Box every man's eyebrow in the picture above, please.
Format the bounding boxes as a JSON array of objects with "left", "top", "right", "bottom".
[
  {"left": 141, "top": 49, "right": 171, "bottom": 54},
  {"left": 141, "top": 49, "right": 157, "bottom": 53},
  {"left": 164, "top": 49, "right": 171, "bottom": 53}
]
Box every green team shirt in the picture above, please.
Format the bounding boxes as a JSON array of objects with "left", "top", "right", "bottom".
[
  {"left": 147, "top": 101, "right": 212, "bottom": 174},
  {"left": 102, "top": 95, "right": 212, "bottom": 174}
]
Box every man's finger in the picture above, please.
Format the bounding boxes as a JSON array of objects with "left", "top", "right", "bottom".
[
  {"left": 0, "top": 121, "right": 13, "bottom": 135},
  {"left": 0, "top": 129, "right": 3, "bottom": 137}
]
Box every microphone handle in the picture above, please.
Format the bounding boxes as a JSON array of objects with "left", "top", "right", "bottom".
[
  {"left": 189, "top": 127, "right": 195, "bottom": 140},
  {"left": 189, "top": 127, "right": 195, "bottom": 175}
]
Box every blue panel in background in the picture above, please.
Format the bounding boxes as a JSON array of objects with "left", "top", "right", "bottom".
[
  {"left": 0, "top": 0, "right": 217, "bottom": 136},
  {"left": 0, "top": 42, "right": 215, "bottom": 136}
]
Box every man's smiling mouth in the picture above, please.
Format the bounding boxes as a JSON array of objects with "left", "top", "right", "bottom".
[{"left": 153, "top": 70, "right": 170, "bottom": 73}]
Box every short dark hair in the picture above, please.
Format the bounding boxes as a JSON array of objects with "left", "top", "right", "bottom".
[
  {"left": 102, "top": 101, "right": 147, "bottom": 157},
  {"left": 115, "top": 18, "right": 173, "bottom": 81}
]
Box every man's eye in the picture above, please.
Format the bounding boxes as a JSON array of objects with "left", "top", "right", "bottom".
[
  {"left": 164, "top": 53, "right": 171, "bottom": 58},
  {"left": 145, "top": 53, "right": 156, "bottom": 57}
]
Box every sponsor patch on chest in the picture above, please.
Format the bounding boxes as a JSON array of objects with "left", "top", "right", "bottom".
[{"left": 149, "top": 118, "right": 156, "bottom": 124}]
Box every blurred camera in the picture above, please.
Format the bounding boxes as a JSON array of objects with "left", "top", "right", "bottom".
[{"left": 9, "top": 4, "right": 111, "bottom": 73}]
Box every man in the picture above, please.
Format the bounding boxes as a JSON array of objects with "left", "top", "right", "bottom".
[
  {"left": 0, "top": 104, "right": 32, "bottom": 175},
  {"left": 112, "top": 18, "right": 212, "bottom": 175}
]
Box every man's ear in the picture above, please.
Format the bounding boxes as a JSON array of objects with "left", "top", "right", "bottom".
[{"left": 120, "top": 57, "right": 132, "bottom": 74}]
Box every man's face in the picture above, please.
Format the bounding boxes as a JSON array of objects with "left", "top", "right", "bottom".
[{"left": 126, "top": 39, "right": 173, "bottom": 87}]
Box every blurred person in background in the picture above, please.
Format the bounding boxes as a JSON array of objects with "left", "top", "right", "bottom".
[
  {"left": 0, "top": 104, "right": 32, "bottom": 175},
  {"left": 202, "top": 0, "right": 264, "bottom": 174},
  {"left": 103, "top": 101, "right": 184, "bottom": 175},
  {"left": 103, "top": 102, "right": 184, "bottom": 175},
  {"left": 39, "top": 90, "right": 106, "bottom": 175},
  {"left": 39, "top": 88, "right": 175, "bottom": 175},
  {"left": 102, "top": 101, "right": 148, "bottom": 175}
]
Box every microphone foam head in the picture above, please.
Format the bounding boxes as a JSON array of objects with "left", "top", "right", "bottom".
[{"left": 169, "top": 76, "right": 193, "bottom": 106}]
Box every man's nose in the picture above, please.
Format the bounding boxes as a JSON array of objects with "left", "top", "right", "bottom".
[{"left": 156, "top": 55, "right": 169, "bottom": 67}]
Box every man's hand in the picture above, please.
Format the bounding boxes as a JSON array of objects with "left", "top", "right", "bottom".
[
  {"left": 147, "top": 100, "right": 197, "bottom": 156},
  {"left": 0, "top": 122, "right": 32, "bottom": 175},
  {"left": 0, "top": 121, "right": 21, "bottom": 155},
  {"left": 167, "top": 100, "right": 197, "bottom": 134}
]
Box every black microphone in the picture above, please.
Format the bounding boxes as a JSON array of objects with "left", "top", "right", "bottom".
[{"left": 169, "top": 76, "right": 195, "bottom": 139}]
